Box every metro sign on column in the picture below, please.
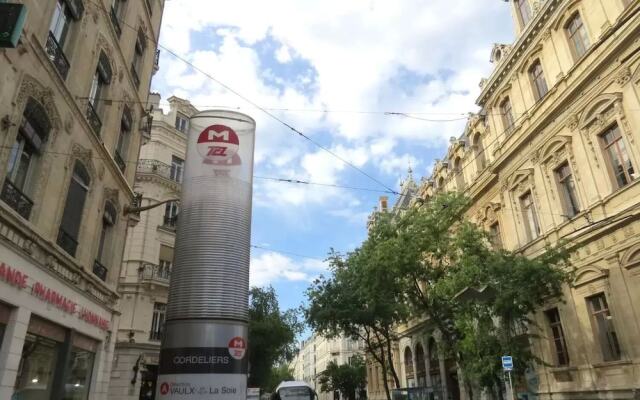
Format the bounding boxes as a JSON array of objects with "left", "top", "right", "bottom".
[{"left": 197, "top": 124, "right": 241, "bottom": 166}]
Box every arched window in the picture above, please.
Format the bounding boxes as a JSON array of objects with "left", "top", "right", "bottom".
[
  {"left": 453, "top": 157, "right": 465, "bottom": 190},
  {"left": 2, "top": 98, "right": 51, "bottom": 219},
  {"left": 515, "top": 0, "right": 532, "bottom": 26},
  {"left": 57, "top": 162, "right": 91, "bottom": 256},
  {"left": 87, "top": 51, "right": 113, "bottom": 136},
  {"left": 529, "top": 60, "right": 548, "bottom": 101},
  {"left": 500, "top": 97, "right": 515, "bottom": 132},
  {"left": 94, "top": 201, "right": 117, "bottom": 281},
  {"left": 473, "top": 133, "right": 486, "bottom": 171},
  {"left": 565, "top": 12, "right": 589, "bottom": 60},
  {"left": 415, "top": 343, "right": 426, "bottom": 386},
  {"left": 428, "top": 338, "right": 441, "bottom": 387},
  {"left": 404, "top": 347, "right": 414, "bottom": 383},
  {"left": 437, "top": 177, "right": 445, "bottom": 190}
]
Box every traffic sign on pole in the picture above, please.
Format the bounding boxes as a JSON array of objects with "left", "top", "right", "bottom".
[{"left": 502, "top": 355, "right": 513, "bottom": 371}]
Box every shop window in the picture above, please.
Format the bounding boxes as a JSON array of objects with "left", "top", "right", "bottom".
[
  {"left": 545, "top": 308, "right": 570, "bottom": 366},
  {"left": 565, "top": 12, "right": 589, "bottom": 60},
  {"left": 175, "top": 113, "right": 189, "bottom": 133},
  {"left": 0, "top": 302, "right": 10, "bottom": 349},
  {"left": 587, "top": 293, "right": 622, "bottom": 361},
  {"left": 529, "top": 60, "right": 548, "bottom": 101},
  {"left": 170, "top": 156, "right": 184, "bottom": 183},
  {"left": 150, "top": 303, "right": 166, "bottom": 341},
  {"left": 600, "top": 124, "right": 635, "bottom": 189},
  {"left": 520, "top": 191, "right": 540, "bottom": 241},
  {"left": 57, "top": 161, "right": 91, "bottom": 257},
  {"left": 555, "top": 162, "right": 580, "bottom": 218},
  {"left": 500, "top": 97, "right": 515, "bottom": 132},
  {"left": 114, "top": 105, "right": 132, "bottom": 173},
  {"left": 3, "top": 98, "right": 51, "bottom": 220},
  {"left": 516, "top": 0, "right": 532, "bottom": 26},
  {"left": 63, "top": 334, "right": 98, "bottom": 400}
]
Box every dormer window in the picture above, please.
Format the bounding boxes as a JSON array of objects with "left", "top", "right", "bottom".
[{"left": 516, "top": 0, "right": 532, "bottom": 26}]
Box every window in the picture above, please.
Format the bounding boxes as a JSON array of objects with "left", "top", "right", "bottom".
[
  {"left": 600, "top": 124, "right": 635, "bottom": 189},
  {"left": 520, "top": 191, "right": 540, "bottom": 241},
  {"left": 158, "top": 259, "right": 172, "bottom": 280},
  {"left": 57, "top": 162, "right": 90, "bottom": 257},
  {"left": 453, "top": 158, "right": 465, "bottom": 190},
  {"left": 163, "top": 201, "right": 179, "bottom": 228},
  {"left": 94, "top": 202, "right": 117, "bottom": 281},
  {"left": 545, "top": 308, "right": 570, "bottom": 366},
  {"left": 566, "top": 13, "right": 589, "bottom": 60},
  {"left": 110, "top": 0, "right": 126, "bottom": 36},
  {"left": 175, "top": 113, "right": 189, "bottom": 133},
  {"left": 555, "top": 162, "right": 580, "bottom": 218},
  {"left": 489, "top": 222, "right": 503, "bottom": 249},
  {"left": 47, "top": 0, "right": 83, "bottom": 79},
  {"left": 500, "top": 97, "right": 515, "bottom": 132},
  {"left": 170, "top": 156, "right": 184, "bottom": 183},
  {"left": 516, "top": 0, "right": 532, "bottom": 26},
  {"left": 87, "top": 52, "right": 112, "bottom": 135},
  {"left": 150, "top": 303, "right": 166, "bottom": 341},
  {"left": 587, "top": 293, "right": 622, "bottom": 361},
  {"left": 115, "top": 106, "right": 132, "bottom": 172},
  {"left": 529, "top": 60, "right": 548, "bottom": 101},
  {"left": 3, "top": 99, "right": 51, "bottom": 219},
  {"left": 473, "top": 134, "right": 486, "bottom": 171},
  {"left": 131, "top": 29, "right": 147, "bottom": 88}
]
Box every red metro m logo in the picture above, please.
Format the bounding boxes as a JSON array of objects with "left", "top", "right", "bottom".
[{"left": 197, "top": 125, "right": 241, "bottom": 165}]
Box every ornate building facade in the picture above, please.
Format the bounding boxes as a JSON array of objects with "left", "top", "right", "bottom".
[
  {"left": 368, "top": 1, "right": 640, "bottom": 399},
  {"left": 0, "top": 1, "right": 163, "bottom": 399},
  {"left": 109, "top": 94, "right": 198, "bottom": 399}
]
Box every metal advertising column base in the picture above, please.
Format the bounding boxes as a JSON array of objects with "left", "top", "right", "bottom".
[{"left": 157, "top": 321, "right": 248, "bottom": 399}]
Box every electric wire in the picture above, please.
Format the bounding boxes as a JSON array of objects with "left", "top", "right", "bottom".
[{"left": 250, "top": 244, "right": 326, "bottom": 262}]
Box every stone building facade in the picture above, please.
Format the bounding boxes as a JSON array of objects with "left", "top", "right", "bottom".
[
  {"left": 292, "top": 334, "right": 365, "bottom": 400},
  {"left": 0, "top": 0, "right": 163, "bottom": 399},
  {"left": 109, "top": 94, "right": 198, "bottom": 399},
  {"left": 367, "top": 1, "right": 640, "bottom": 399}
]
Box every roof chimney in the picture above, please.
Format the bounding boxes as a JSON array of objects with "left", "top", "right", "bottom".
[{"left": 379, "top": 196, "right": 389, "bottom": 212}]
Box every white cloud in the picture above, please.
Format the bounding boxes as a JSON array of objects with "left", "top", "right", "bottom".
[
  {"left": 275, "top": 45, "right": 293, "bottom": 63},
  {"left": 250, "top": 251, "right": 328, "bottom": 287}
]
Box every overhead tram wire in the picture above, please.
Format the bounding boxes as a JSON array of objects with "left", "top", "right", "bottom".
[
  {"left": 250, "top": 244, "right": 326, "bottom": 262},
  {"left": 82, "top": 0, "right": 399, "bottom": 195},
  {"left": 254, "top": 176, "right": 396, "bottom": 194}
]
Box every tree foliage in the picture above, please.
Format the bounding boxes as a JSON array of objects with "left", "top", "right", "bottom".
[
  {"left": 317, "top": 356, "right": 367, "bottom": 400},
  {"left": 249, "top": 286, "right": 303, "bottom": 390},
  {"left": 306, "top": 192, "right": 571, "bottom": 398}
]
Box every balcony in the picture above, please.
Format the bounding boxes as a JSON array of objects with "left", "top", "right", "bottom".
[
  {"left": 131, "top": 64, "right": 140, "bottom": 88},
  {"left": 85, "top": 102, "right": 102, "bottom": 137},
  {"left": 109, "top": 7, "right": 122, "bottom": 37},
  {"left": 139, "top": 263, "right": 171, "bottom": 284},
  {"left": 57, "top": 229, "right": 78, "bottom": 257},
  {"left": 114, "top": 151, "right": 126, "bottom": 173},
  {"left": 93, "top": 260, "right": 108, "bottom": 281},
  {"left": 149, "top": 328, "right": 163, "bottom": 342},
  {"left": 1, "top": 179, "right": 34, "bottom": 220},
  {"left": 45, "top": 32, "right": 70, "bottom": 79},
  {"left": 137, "top": 159, "right": 179, "bottom": 182}
]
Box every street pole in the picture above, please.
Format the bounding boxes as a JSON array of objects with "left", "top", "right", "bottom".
[
  {"left": 507, "top": 371, "right": 515, "bottom": 400},
  {"left": 156, "top": 110, "right": 256, "bottom": 399}
]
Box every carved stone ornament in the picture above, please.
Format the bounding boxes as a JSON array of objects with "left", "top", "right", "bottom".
[
  {"left": 541, "top": 29, "right": 551, "bottom": 41},
  {"left": 103, "top": 187, "right": 121, "bottom": 214},
  {"left": 565, "top": 114, "right": 579, "bottom": 131},
  {"left": 14, "top": 74, "right": 62, "bottom": 135},
  {"left": 70, "top": 143, "right": 97, "bottom": 181},
  {"left": 96, "top": 34, "right": 118, "bottom": 81},
  {"left": 616, "top": 67, "right": 632, "bottom": 87}
]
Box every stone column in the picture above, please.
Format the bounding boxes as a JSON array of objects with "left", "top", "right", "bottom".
[
  {"left": 438, "top": 354, "right": 449, "bottom": 400},
  {"left": 411, "top": 343, "right": 419, "bottom": 388},
  {"left": 0, "top": 307, "right": 30, "bottom": 399},
  {"left": 423, "top": 340, "right": 432, "bottom": 388}
]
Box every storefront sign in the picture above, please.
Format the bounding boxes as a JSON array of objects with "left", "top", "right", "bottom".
[{"left": 0, "top": 261, "right": 110, "bottom": 331}]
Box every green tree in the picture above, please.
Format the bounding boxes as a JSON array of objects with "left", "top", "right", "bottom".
[
  {"left": 306, "top": 213, "right": 409, "bottom": 400},
  {"left": 317, "top": 356, "right": 367, "bottom": 400},
  {"left": 249, "top": 286, "right": 302, "bottom": 390},
  {"left": 265, "top": 364, "right": 295, "bottom": 393}
]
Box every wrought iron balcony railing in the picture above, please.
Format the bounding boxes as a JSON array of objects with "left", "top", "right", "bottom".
[
  {"left": 137, "top": 160, "right": 184, "bottom": 185},
  {"left": 93, "top": 260, "right": 108, "bottom": 281},
  {"left": 45, "top": 32, "right": 70, "bottom": 79},
  {"left": 86, "top": 102, "right": 102, "bottom": 137},
  {"left": 162, "top": 215, "right": 178, "bottom": 229},
  {"left": 1, "top": 179, "right": 34, "bottom": 220},
  {"left": 114, "top": 151, "right": 126, "bottom": 172},
  {"left": 110, "top": 7, "right": 122, "bottom": 37},
  {"left": 149, "top": 328, "right": 163, "bottom": 342},
  {"left": 139, "top": 263, "right": 171, "bottom": 283},
  {"left": 57, "top": 229, "right": 79, "bottom": 257}
]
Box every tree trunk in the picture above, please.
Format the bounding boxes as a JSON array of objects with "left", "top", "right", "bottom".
[
  {"left": 379, "top": 348, "right": 392, "bottom": 400},
  {"left": 383, "top": 333, "right": 401, "bottom": 389}
]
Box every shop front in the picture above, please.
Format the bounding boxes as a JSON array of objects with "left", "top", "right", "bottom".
[{"left": 0, "top": 242, "right": 116, "bottom": 400}]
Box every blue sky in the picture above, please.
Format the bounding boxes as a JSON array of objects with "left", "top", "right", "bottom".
[{"left": 151, "top": 0, "right": 515, "bottom": 314}]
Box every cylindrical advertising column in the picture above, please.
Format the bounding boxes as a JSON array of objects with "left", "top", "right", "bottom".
[{"left": 157, "top": 110, "right": 256, "bottom": 400}]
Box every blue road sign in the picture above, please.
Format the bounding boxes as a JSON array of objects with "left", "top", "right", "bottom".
[{"left": 502, "top": 355, "right": 513, "bottom": 371}]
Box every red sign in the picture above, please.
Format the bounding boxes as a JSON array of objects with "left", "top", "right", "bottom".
[
  {"left": 0, "top": 262, "right": 27, "bottom": 289},
  {"left": 0, "top": 261, "right": 110, "bottom": 331},
  {"left": 228, "top": 336, "right": 246, "bottom": 360},
  {"left": 197, "top": 124, "right": 241, "bottom": 166},
  {"left": 160, "top": 382, "right": 170, "bottom": 395}
]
